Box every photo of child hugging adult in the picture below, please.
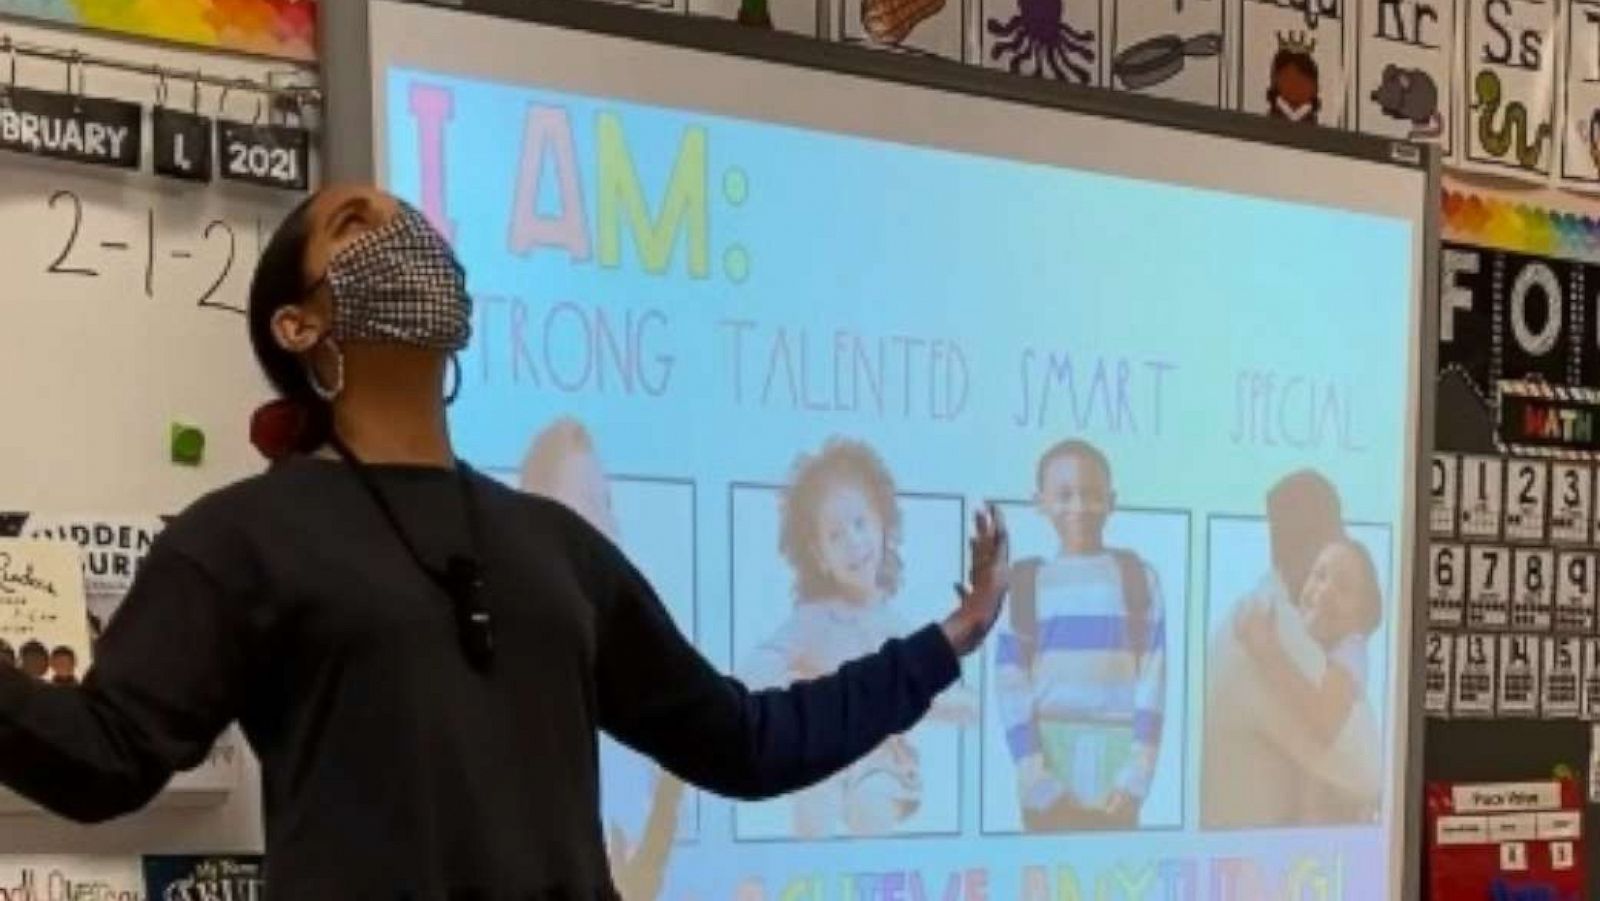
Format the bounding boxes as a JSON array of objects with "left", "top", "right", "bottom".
[
  {"left": 731, "top": 437, "right": 977, "bottom": 840},
  {"left": 979, "top": 440, "right": 1190, "bottom": 834},
  {"left": 520, "top": 418, "right": 697, "bottom": 901},
  {"left": 1201, "top": 470, "right": 1391, "bottom": 829}
]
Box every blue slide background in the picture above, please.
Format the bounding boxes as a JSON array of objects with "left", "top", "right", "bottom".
[{"left": 384, "top": 64, "right": 1416, "bottom": 899}]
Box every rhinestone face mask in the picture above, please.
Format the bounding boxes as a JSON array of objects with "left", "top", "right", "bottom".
[{"left": 325, "top": 203, "right": 472, "bottom": 351}]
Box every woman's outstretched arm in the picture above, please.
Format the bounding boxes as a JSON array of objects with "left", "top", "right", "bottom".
[{"left": 0, "top": 540, "right": 245, "bottom": 822}]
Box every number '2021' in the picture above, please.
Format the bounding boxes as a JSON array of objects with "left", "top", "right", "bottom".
[{"left": 226, "top": 142, "right": 300, "bottom": 184}]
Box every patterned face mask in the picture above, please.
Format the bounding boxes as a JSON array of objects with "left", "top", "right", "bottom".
[{"left": 323, "top": 203, "right": 472, "bottom": 351}]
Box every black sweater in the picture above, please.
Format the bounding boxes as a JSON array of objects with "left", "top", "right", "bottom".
[{"left": 0, "top": 457, "right": 960, "bottom": 899}]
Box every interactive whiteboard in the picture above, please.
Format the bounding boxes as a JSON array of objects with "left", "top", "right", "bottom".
[{"left": 326, "top": 1, "right": 1436, "bottom": 897}]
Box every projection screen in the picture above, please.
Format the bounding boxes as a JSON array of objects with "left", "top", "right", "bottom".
[{"left": 325, "top": 2, "right": 1436, "bottom": 897}]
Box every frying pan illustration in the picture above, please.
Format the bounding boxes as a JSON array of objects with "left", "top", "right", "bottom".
[{"left": 1113, "top": 32, "right": 1223, "bottom": 91}]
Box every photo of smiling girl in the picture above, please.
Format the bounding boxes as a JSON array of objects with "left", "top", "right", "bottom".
[{"left": 738, "top": 437, "right": 977, "bottom": 840}]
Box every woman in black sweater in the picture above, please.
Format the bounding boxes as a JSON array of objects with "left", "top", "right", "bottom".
[{"left": 0, "top": 185, "right": 1009, "bottom": 899}]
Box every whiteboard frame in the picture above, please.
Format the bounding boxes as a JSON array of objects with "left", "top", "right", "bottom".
[{"left": 319, "top": 2, "right": 1440, "bottom": 897}]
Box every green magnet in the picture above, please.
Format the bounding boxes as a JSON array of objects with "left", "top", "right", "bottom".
[{"left": 170, "top": 423, "right": 206, "bottom": 466}]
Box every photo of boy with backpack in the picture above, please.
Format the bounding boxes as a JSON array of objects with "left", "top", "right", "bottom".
[{"left": 993, "top": 439, "right": 1167, "bottom": 832}]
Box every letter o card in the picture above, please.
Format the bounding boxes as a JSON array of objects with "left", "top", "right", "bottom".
[
  {"left": 1430, "top": 544, "right": 1467, "bottom": 627},
  {"left": 1504, "top": 460, "right": 1549, "bottom": 543},
  {"left": 1426, "top": 630, "right": 1454, "bottom": 716},
  {"left": 1555, "top": 552, "right": 1597, "bottom": 633},
  {"left": 1468, "top": 545, "right": 1513, "bottom": 629},
  {"left": 1512, "top": 549, "right": 1555, "bottom": 630},
  {"left": 1543, "top": 636, "right": 1583, "bottom": 718},
  {"left": 1432, "top": 454, "right": 1459, "bottom": 536},
  {"left": 1454, "top": 632, "right": 1497, "bottom": 716},
  {"left": 1497, "top": 634, "right": 1540, "bottom": 716},
  {"left": 1551, "top": 463, "right": 1593, "bottom": 544},
  {"left": 1583, "top": 639, "right": 1600, "bottom": 720},
  {"left": 1460, "top": 456, "right": 1505, "bottom": 539}
]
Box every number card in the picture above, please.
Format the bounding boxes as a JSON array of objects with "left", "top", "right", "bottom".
[
  {"left": 1468, "top": 545, "right": 1513, "bottom": 629},
  {"left": 1460, "top": 456, "right": 1505, "bottom": 539},
  {"left": 219, "top": 121, "right": 311, "bottom": 192},
  {"left": 1551, "top": 463, "right": 1593, "bottom": 545},
  {"left": 1432, "top": 454, "right": 1460, "bottom": 536},
  {"left": 1426, "top": 630, "right": 1454, "bottom": 716},
  {"left": 1555, "top": 552, "right": 1597, "bottom": 633},
  {"left": 1584, "top": 639, "right": 1600, "bottom": 720},
  {"left": 1430, "top": 543, "right": 1467, "bottom": 626},
  {"left": 1497, "top": 634, "right": 1541, "bottom": 716},
  {"left": 1543, "top": 636, "right": 1583, "bottom": 718},
  {"left": 1512, "top": 549, "right": 1556, "bottom": 630},
  {"left": 1454, "top": 632, "right": 1498, "bottom": 716},
  {"left": 1505, "top": 459, "right": 1549, "bottom": 543}
]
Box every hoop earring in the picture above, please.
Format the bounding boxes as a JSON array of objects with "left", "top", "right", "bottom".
[
  {"left": 445, "top": 354, "right": 462, "bottom": 406},
  {"left": 308, "top": 340, "right": 346, "bottom": 402}
]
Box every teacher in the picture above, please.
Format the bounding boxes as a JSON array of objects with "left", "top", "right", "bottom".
[{"left": 0, "top": 186, "right": 1010, "bottom": 899}]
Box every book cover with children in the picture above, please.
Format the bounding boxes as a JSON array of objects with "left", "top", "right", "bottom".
[{"left": 0, "top": 538, "right": 93, "bottom": 688}]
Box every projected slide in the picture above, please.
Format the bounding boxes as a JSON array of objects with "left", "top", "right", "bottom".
[{"left": 375, "top": 24, "right": 1417, "bottom": 900}]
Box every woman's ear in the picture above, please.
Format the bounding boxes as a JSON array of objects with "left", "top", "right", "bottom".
[{"left": 270, "top": 304, "right": 328, "bottom": 354}]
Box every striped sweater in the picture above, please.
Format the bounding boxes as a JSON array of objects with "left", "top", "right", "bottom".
[{"left": 994, "top": 553, "right": 1166, "bottom": 805}]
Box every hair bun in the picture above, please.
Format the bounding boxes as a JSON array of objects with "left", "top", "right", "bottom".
[{"left": 250, "top": 398, "right": 310, "bottom": 461}]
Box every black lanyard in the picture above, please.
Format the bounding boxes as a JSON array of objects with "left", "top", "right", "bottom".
[{"left": 327, "top": 434, "right": 495, "bottom": 673}]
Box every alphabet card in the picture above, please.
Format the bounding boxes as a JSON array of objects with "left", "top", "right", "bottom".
[
  {"left": 1559, "top": 0, "right": 1600, "bottom": 186},
  {"left": 1358, "top": 0, "right": 1458, "bottom": 155},
  {"left": 845, "top": 0, "right": 969, "bottom": 61},
  {"left": 980, "top": 0, "right": 1104, "bottom": 83},
  {"left": 1107, "top": 0, "right": 1225, "bottom": 105},
  {"left": 1462, "top": 0, "right": 1557, "bottom": 177},
  {"left": 1239, "top": 0, "right": 1352, "bottom": 126}
]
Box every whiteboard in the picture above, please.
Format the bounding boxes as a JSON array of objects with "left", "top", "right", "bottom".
[
  {"left": 326, "top": 1, "right": 1436, "bottom": 898},
  {"left": 0, "top": 15, "right": 314, "bottom": 854}
]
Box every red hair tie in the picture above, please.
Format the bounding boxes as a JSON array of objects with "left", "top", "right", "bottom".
[{"left": 250, "top": 398, "right": 309, "bottom": 461}]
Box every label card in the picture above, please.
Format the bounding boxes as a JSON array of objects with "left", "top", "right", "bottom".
[
  {"left": 1427, "top": 630, "right": 1454, "bottom": 715},
  {"left": 1499, "top": 841, "right": 1529, "bottom": 872},
  {"left": 1543, "top": 635, "right": 1583, "bottom": 717},
  {"left": 1504, "top": 459, "right": 1550, "bottom": 542},
  {"left": 1551, "top": 841, "right": 1576, "bottom": 870},
  {"left": 152, "top": 108, "right": 215, "bottom": 182},
  {"left": 1455, "top": 632, "right": 1498, "bottom": 716},
  {"left": 218, "top": 121, "right": 311, "bottom": 191},
  {"left": 1461, "top": 456, "right": 1506, "bottom": 538},
  {"left": 1430, "top": 543, "right": 1468, "bottom": 626},
  {"left": 0, "top": 87, "right": 142, "bottom": 169},
  {"left": 1432, "top": 454, "right": 1460, "bottom": 536},
  {"left": 1555, "top": 551, "right": 1597, "bottom": 633},
  {"left": 1512, "top": 548, "right": 1555, "bottom": 630},
  {"left": 1468, "top": 545, "right": 1513, "bottom": 628},
  {"left": 1497, "top": 633, "right": 1541, "bottom": 715},
  {"left": 1551, "top": 463, "right": 1593, "bottom": 544},
  {"left": 1583, "top": 638, "right": 1600, "bottom": 719}
]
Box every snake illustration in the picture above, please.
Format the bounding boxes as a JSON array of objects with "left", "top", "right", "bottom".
[{"left": 1474, "top": 70, "right": 1551, "bottom": 170}]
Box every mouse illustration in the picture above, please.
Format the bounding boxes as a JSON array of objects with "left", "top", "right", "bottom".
[{"left": 1371, "top": 64, "right": 1441, "bottom": 139}]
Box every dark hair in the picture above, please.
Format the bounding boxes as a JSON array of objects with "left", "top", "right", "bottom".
[
  {"left": 50, "top": 646, "right": 74, "bottom": 661},
  {"left": 779, "top": 438, "right": 903, "bottom": 601},
  {"left": 1035, "top": 439, "right": 1112, "bottom": 492},
  {"left": 19, "top": 640, "right": 46, "bottom": 658},
  {"left": 1266, "top": 469, "right": 1345, "bottom": 600},
  {"left": 248, "top": 194, "right": 331, "bottom": 453}
]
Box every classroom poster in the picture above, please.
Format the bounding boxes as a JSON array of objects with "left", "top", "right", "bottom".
[
  {"left": 1560, "top": 0, "right": 1600, "bottom": 185},
  {"left": 0, "top": 0, "right": 318, "bottom": 62},
  {"left": 143, "top": 855, "right": 265, "bottom": 900},
  {"left": 0, "top": 857, "right": 143, "bottom": 899}
]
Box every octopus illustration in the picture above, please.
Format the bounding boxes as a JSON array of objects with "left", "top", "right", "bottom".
[{"left": 986, "top": 0, "right": 1097, "bottom": 84}]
